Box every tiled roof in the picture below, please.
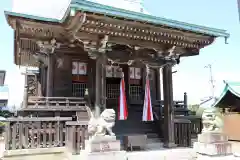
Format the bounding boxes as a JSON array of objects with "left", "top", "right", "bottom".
[{"left": 212, "top": 81, "right": 240, "bottom": 107}]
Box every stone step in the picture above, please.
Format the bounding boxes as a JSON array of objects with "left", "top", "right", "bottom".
[
  {"left": 147, "top": 133, "right": 159, "bottom": 138},
  {"left": 146, "top": 143, "right": 163, "bottom": 150},
  {"left": 147, "top": 137, "right": 162, "bottom": 143}
]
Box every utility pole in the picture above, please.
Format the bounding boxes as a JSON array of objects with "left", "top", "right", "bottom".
[
  {"left": 237, "top": 0, "right": 240, "bottom": 22},
  {"left": 204, "top": 64, "right": 215, "bottom": 99}
]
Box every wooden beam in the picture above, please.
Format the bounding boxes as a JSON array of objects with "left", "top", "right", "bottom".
[
  {"left": 88, "top": 14, "right": 212, "bottom": 43},
  {"left": 79, "top": 26, "right": 200, "bottom": 49}
]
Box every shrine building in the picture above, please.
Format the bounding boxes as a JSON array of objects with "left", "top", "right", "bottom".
[{"left": 4, "top": 0, "right": 229, "bottom": 148}]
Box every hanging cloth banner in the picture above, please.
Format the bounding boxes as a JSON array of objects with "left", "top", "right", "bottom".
[
  {"left": 142, "top": 79, "right": 154, "bottom": 121},
  {"left": 118, "top": 74, "right": 128, "bottom": 120}
]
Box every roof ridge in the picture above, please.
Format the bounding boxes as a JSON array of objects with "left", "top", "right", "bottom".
[{"left": 224, "top": 81, "right": 240, "bottom": 86}]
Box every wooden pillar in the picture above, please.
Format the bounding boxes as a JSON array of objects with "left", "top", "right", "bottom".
[
  {"left": 46, "top": 54, "right": 54, "bottom": 97},
  {"left": 22, "top": 73, "right": 28, "bottom": 108},
  {"left": 155, "top": 68, "right": 161, "bottom": 101},
  {"left": 155, "top": 68, "right": 163, "bottom": 122},
  {"left": 94, "top": 54, "right": 106, "bottom": 117},
  {"left": 184, "top": 92, "right": 188, "bottom": 109},
  {"left": 162, "top": 65, "right": 176, "bottom": 148},
  {"left": 101, "top": 55, "right": 106, "bottom": 111}
]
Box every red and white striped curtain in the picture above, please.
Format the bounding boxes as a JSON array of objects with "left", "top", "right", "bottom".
[
  {"left": 118, "top": 75, "right": 128, "bottom": 120},
  {"left": 142, "top": 78, "right": 154, "bottom": 121}
]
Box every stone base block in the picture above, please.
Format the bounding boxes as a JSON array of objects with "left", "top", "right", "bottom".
[
  {"left": 81, "top": 151, "right": 127, "bottom": 160},
  {"left": 86, "top": 136, "right": 121, "bottom": 153},
  {"left": 198, "top": 132, "right": 228, "bottom": 143},
  {"left": 194, "top": 142, "right": 232, "bottom": 156}
]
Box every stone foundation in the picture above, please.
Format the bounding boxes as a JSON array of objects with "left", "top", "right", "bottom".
[
  {"left": 194, "top": 141, "right": 232, "bottom": 156},
  {"left": 81, "top": 136, "right": 127, "bottom": 160},
  {"left": 86, "top": 136, "right": 121, "bottom": 152},
  {"left": 194, "top": 132, "right": 233, "bottom": 158},
  {"left": 197, "top": 132, "right": 228, "bottom": 143}
]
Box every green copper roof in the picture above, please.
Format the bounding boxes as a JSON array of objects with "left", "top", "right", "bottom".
[
  {"left": 4, "top": 11, "right": 61, "bottom": 23},
  {"left": 5, "top": 0, "right": 230, "bottom": 38},
  {"left": 212, "top": 81, "right": 240, "bottom": 107}
]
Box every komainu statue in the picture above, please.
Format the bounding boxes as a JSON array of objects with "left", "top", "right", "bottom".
[
  {"left": 86, "top": 106, "right": 116, "bottom": 138},
  {"left": 202, "top": 107, "right": 224, "bottom": 132}
]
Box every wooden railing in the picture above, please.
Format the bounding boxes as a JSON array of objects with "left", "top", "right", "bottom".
[
  {"left": 152, "top": 109, "right": 201, "bottom": 147},
  {"left": 175, "top": 115, "right": 202, "bottom": 137},
  {"left": 66, "top": 121, "right": 88, "bottom": 154},
  {"left": 155, "top": 99, "right": 189, "bottom": 116},
  {"left": 174, "top": 118, "right": 191, "bottom": 147},
  {"left": 4, "top": 117, "right": 88, "bottom": 154},
  {"left": 26, "top": 97, "right": 86, "bottom": 110}
]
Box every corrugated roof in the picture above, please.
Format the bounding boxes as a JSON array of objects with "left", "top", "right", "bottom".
[{"left": 5, "top": 0, "right": 230, "bottom": 38}]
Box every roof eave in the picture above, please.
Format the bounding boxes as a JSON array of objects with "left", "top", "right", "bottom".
[
  {"left": 71, "top": 0, "right": 230, "bottom": 39},
  {"left": 4, "top": 0, "right": 230, "bottom": 39}
]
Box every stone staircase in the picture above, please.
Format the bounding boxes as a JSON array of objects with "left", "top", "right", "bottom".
[{"left": 146, "top": 133, "right": 163, "bottom": 150}]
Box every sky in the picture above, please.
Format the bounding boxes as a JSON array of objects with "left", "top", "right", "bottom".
[{"left": 0, "top": 0, "right": 239, "bottom": 108}]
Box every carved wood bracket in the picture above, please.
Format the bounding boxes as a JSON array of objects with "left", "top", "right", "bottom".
[{"left": 33, "top": 39, "right": 60, "bottom": 66}]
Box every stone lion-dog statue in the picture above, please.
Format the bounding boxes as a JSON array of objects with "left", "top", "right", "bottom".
[
  {"left": 202, "top": 107, "right": 223, "bottom": 133},
  {"left": 85, "top": 106, "right": 116, "bottom": 138}
]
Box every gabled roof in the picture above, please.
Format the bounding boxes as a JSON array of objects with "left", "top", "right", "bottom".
[
  {"left": 212, "top": 81, "right": 240, "bottom": 107},
  {"left": 5, "top": 0, "right": 229, "bottom": 38}
]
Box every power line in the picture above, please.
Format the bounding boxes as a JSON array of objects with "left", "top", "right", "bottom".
[{"left": 204, "top": 64, "right": 215, "bottom": 98}]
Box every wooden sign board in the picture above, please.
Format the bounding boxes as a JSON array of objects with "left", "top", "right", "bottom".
[
  {"left": 129, "top": 67, "right": 142, "bottom": 80},
  {"left": 72, "top": 62, "right": 87, "bottom": 75},
  {"left": 106, "top": 65, "right": 122, "bottom": 78}
]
